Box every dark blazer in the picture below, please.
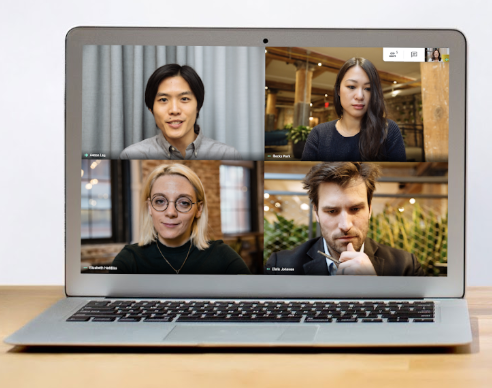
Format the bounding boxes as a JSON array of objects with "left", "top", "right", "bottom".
[{"left": 265, "top": 237, "right": 424, "bottom": 276}]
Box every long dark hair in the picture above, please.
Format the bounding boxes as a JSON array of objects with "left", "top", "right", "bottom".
[
  {"left": 145, "top": 64, "right": 205, "bottom": 134},
  {"left": 431, "top": 49, "right": 441, "bottom": 62},
  {"left": 334, "top": 57, "right": 388, "bottom": 161}
]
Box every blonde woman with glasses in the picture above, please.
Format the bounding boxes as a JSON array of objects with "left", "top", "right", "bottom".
[{"left": 112, "top": 163, "right": 251, "bottom": 274}]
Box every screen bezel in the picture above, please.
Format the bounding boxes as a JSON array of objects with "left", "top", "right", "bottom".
[{"left": 66, "top": 27, "right": 466, "bottom": 298}]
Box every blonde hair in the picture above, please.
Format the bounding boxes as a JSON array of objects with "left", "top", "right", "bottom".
[{"left": 139, "top": 163, "right": 209, "bottom": 250}]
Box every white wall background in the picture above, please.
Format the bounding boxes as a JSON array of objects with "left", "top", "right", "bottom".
[{"left": 0, "top": 0, "right": 489, "bottom": 285}]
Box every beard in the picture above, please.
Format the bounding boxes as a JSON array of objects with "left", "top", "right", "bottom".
[{"left": 320, "top": 224, "right": 367, "bottom": 256}]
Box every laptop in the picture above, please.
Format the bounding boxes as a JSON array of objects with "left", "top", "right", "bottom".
[{"left": 5, "top": 27, "right": 471, "bottom": 347}]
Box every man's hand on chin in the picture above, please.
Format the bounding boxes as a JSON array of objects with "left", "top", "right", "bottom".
[{"left": 337, "top": 243, "right": 377, "bottom": 276}]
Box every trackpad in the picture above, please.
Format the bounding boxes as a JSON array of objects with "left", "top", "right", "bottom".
[{"left": 163, "top": 325, "right": 318, "bottom": 344}]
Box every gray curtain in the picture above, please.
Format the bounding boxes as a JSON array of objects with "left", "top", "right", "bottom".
[{"left": 82, "top": 45, "right": 265, "bottom": 159}]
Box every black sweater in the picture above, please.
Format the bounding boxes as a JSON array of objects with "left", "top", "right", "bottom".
[
  {"left": 112, "top": 240, "right": 251, "bottom": 274},
  {"left": 301, "top": 119, "right": 406, "bottom": 161}
]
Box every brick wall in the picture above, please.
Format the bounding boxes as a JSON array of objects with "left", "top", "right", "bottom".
[{"left": 81, "top": 243, "right": 126, "bottom": 269}]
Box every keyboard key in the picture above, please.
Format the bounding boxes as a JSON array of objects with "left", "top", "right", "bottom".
[
  {"left": 414, "top": 314, "right": 434, "bottom": 318},
  {"left": 92, "top": 317, "right": 116, "bottom": 322},
  {"left": 118, "top": 317, "right": 141, "bottom": 322},
  {"left": 143, "top": 317, "right": 174, "bottom": 322},
  {"left": 305, "top": 318, "right": 332, "bottom": 323},
  {"left": 336, "top": 318, "right": 358, "bottom": 323},
  {"left": 80, "top": 308, "right": 116, "bottom": 312},
  {"left": 387, "top": 317, "right": 409, "bottom": 322},
  {"left": 67, "top": 316, "right": 90, "bottom": 322},
  {"left": 86, "top": 301, "right": 110, "bottom": 307},
  {"left": 77, "top": 314, "right": 122, "bottom": 319}
]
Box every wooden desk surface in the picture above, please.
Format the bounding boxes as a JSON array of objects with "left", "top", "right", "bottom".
[{"left": 1, "top": 286, "right": 491, "bottom": 387}]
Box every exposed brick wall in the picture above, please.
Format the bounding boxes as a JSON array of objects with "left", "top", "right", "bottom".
[
  {"left": 81, "top": 243, "right": 126, "bottom": 266},
  {"left": 141, "top": 160, "right": 223, "bottom": 240}
]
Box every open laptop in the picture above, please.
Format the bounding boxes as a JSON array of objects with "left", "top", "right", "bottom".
[{"left": 5, "top": 27, "right": 471, "bottom": 347}]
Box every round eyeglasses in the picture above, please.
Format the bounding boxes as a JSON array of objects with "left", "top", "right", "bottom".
[{"left": 149, "top": 195, "right": 197, "bottom": 213}]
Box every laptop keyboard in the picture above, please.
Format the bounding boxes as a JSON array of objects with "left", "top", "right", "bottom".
[{"left": 67, "top": 300, "right": 435, "bottom": 323}]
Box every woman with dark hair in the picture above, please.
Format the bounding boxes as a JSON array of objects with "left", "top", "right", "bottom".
[
  {"left": 301, "top": 57, "right": 406, "bottom": 162},
  {"left": 429, "top": 49, "right": 441, "bottom": 62},
  {"left": 120, "top": 64, "right": 241, "bottom": 160}
]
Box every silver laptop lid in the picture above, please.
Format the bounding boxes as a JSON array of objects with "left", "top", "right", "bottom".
[{"left": 65, "top": 28, "right": 465, "bottom": 299}]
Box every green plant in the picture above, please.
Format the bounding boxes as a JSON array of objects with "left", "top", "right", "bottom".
[
  {"left": 264, "top": 214, "right": 317, "bottom": 263},
  {"left": 368, "top": 203, "right": 447, "bottom": 276},
  {"left": 286, "top": 125, "right": 312, "bottom": 144}
]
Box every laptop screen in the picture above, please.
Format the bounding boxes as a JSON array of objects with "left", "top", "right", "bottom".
[{"left": 79, "top": 43, "right": 449, "bottom": 278}]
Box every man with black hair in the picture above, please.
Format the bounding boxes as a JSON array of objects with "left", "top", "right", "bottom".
[{"left": 120, "top": 64, "right": 240, "bottom": 160}]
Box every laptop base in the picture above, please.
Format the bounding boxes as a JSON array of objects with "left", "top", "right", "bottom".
[{"left": 5, "top": 298, "right": 472, "bottom": 347}]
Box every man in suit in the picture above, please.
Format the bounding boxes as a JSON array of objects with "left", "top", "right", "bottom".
[{"left": 265, "top": 162, "right": 424, "bottom": 276}]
